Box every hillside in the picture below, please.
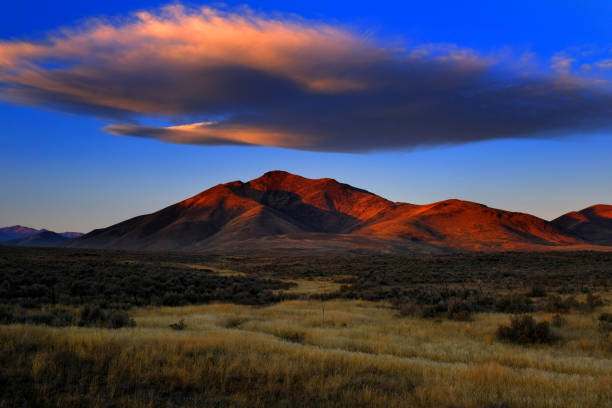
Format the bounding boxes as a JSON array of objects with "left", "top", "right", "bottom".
[
  {"left": 71, "top": 171, "right": 606, "bottom": 253},
  {"left": 0, "top": 226, "right": 84, "bottom": 243},
  {"left": 5, "top": 230, "right": 72, "bottom": 247},
  {"left": 552, "top": 204, "right": 612, "bottom": 245},
  {"left": 0, "top": 225, "right": 39, "bottom": 243}
]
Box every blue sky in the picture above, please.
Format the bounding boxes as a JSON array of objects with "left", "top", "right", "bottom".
[{"left": 1, "top": 1, "right": 611, "bottom": 232}]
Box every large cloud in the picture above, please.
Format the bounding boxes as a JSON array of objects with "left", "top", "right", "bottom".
[{"left": 1, "top": 5, "right": 611, "bottom": 152}]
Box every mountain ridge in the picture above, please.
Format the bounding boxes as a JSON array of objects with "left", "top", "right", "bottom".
[
  {"left": 5, "top": 230, "right": 73, "bottom": 247},
  {"left": 552, "top": 204, "right": 612, "bottom": 245},
  {"left": 70, "top": 171, "right": 611, "bottom": 253},
  {"left": 0, "top": 225, "right": 83, "bottom": 243}
]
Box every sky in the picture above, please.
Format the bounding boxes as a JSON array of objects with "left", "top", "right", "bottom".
[{"left": 1, "top": 0, "right": 611, "bottom": 233}]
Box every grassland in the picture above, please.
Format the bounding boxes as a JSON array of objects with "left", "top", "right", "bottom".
[{"left": 1, "top": 247, "right": 611, "bottom": 407}]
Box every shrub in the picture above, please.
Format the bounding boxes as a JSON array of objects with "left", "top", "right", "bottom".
[
  {"left": 78, "top": 305, "right": 106, "bottom": 327},
  {"left": 162, "top": 293, "right": 183, "bottom": 306},
  {"left": 26, "top": 313, "right": 57, "bottom": 326},
  {"left": 599, "top": 313, "right": 612, "bottom": 332},
  {"left": 107, "top": 310, "right": 135, "bottom": 329},
  {"left": 496, "top": 315, "right": 556, "bottom": 344},
  {"left": 0, "top": 305, "right": 15, "bottom": 324},
  {"left": 446, "top": 300, "right": 473, "bottom": 321},
  {"left": 528, "top": 286, "right": 547, "bottom": 297},
  {"left": 494, "top": 294, "right": 533, "bottom": 314},
  {"left": 545, "top": 295, "right": 578, "bottom": 313},
  {"left": 551, "top": 314, "right": 566, "bottom": 328},
  {"left": 77, "top": 306, "right": 135, "bottom": 329},
  {"left": 170, "top": 319, "right": 186, "bottom": 330},
  {"left": 585, "top": 293, "right": 604, "bottom": 311}
]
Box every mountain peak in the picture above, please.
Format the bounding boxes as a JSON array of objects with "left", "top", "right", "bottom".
[
  {"left": 1, "top": 225, "right": 38, "bottom": 233},
  {"left": 248, "top": 170, "right": 313, "bottom": 188},
  {"left": 552, "top": 204, "right": 612, "bottom": 245},
  {"left": 583, "top": 204, "right": 612, "bottom": 218},
  {"left": 0, "top": 225, "right": 40, "bottom": 243},
  {"left": 260, "top": 170, "right": 293, "bottom": 178},
  {"left": 71, "top": 171, "right": 611, "bottom": 253}
]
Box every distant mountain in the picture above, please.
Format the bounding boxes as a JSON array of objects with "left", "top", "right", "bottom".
[
  {"left": 552, "top": 205, "right": 612, "bottom": 245},
  {"left": 59, "top": 231, "right": 85, "bottom": 239},
  {"left": 0, "top": 226, "right": 84, "bottom": 244},
  {"left": 73, "top": 170, "right": 603, "bottom": 253},
  {"left": 5, "top": 230, "right": 72, "bottom": 247},
  {"left": 0, "top": 226, "right": 40, "bottom": 243}
]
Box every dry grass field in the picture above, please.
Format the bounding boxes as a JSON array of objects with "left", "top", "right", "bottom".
[
  {"left": 2, "top": 298, "right": 611, "bottom": 408},
  {"left": 1, "top": 247, "right": 611, "bottom": 407}
]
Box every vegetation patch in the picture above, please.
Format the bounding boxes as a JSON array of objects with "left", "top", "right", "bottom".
[
  {"left": 0, "top": 304, "right": 135, "bottom": 328},
  {"left": 496, "top": 315, "right": 556, "bottom": 344}
]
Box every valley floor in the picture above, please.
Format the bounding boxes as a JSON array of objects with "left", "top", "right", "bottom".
[{"left": 2, "top": 299, "right": 611, "bottom": 408}]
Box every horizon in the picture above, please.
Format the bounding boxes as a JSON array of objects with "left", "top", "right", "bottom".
[
  {"left": 0, "top": 168, "right": 610, "bottom": 234},
  {"left": 1, "top": 1, "right": 611, "bottom": 232}
]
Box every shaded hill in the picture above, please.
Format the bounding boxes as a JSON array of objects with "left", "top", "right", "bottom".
[
  {"left": 59, "top": 231, "right": 85, "bottom": 239},
  {"left": 73, "top": 171, "right": 600, "bottom": 253},
  {"left": 5, "top": 230, "right": 72, "bottom": 247},
  {"left": 552, "top": 205, "right": 612, "bottom": 245},
  {"left": 0, "top": 226, "right": 84, "bottom": 243},
  {"left": 0, "top": 225, "right": 39, "bottom": 243}
]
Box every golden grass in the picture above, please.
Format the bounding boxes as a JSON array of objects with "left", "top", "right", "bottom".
[
  {"left": 166, "top": 262, "right": 248, "bottom": 277},
  {"left": 274, "top": 277, "right": 348, "bottom": 296},
  {"left": 2, "top": 299, "right": 611, "bottom": 408}
]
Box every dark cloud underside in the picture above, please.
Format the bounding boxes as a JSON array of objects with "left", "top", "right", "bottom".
[{"left": 1, "top": 5, "right": 611, "bottom": 152}]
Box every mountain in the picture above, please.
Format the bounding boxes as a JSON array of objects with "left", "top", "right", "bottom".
[
  {"left": 5, "top": 230, "right": 72, "bottom": 247},
  {"left": 73, "top": 170, "right": 603, "bottom": 253},
  {"left": 0, "top": 225, "right": 40, "bottom": 243},
  {"left": 552, "top": 205, "right": 612, "bottom": 245},
  {"left": 0, "top": 226, "right": 84, "bottom": 244},
  {"left": 58, "top": 231, "right": 85, "bottom": 239}
]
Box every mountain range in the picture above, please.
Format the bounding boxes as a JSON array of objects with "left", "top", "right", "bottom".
[
  {"left": 55, "top": 170, "right": 611, "bottom": 254},
  {"left": 0, "top": 226, "right": 83, "bottom": 245}
]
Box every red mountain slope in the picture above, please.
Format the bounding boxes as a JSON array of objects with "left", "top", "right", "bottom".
[
  {"left": 74, "top": 171, "right": 600, "bottom": 253},
  {"left": 552, "top": 204, "right": 612, "bottom": 245},
  {"left": 355, "top": 199, "right": 581, "bottom": 251}
]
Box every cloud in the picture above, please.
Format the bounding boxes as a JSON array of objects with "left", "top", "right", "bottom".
[
  {"left": 550, "top": 53, "right": 575, "bottom": 74},
  {"left": 1, "top": 4, "right": 612, "bottom": 152},
  {"left": 596, "top": 59, "right": 612, "bottom": 70}
]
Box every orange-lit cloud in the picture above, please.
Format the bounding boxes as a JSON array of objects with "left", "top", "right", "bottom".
[
  {"left": 597, "top": 59, "right": 612, "bottom": 70},
  {"left": 1, "top": 4, "right": 612, "bottom": 152}
]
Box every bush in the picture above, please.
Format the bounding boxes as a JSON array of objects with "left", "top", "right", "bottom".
[
  {"left": 551, "top": 314, "right": 566, "bottom": 328},
  {"left": 446, "top": 300, "right": 473, "bottom": 321},
  {"left": 78, "top": 305, "right": 106, "bottom": 327},
  {"left": 528, "top": 286, "right": 547, "bottom": 297},
  {"left": 162, "top": 293, "right": 184, "bottom": 306},
  {"left": 107, "top": 310, "right": 135, "bottom": 329},
  {"left": 544, "top": 295, "right": 578, "bottom": 313},
  {"left": 494, "top": 294, "right": 533, "bottom": 314},
  {"left": 496, "top": 315, "right": 556, "bottom": 344},
  {"left": 0, "top": 305, "right": 15, "bottom": 324},
  {"left": 5, "top": 306, "right": 77, "bottom": 327},
  {"left": 599, "top": 313, "right": 612, "bottom": 332},
  {"left": 599, "top": 312, "right": 612, "bottom": 322},
  {"left": 585, "top": 293, "right": 604, "bottom": 311},
  {"left": 398, "top": 299, "right": 473, "bottom": 321},
  {"left": 169, "top": 319, "right": 186, "bottom": 330}
]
